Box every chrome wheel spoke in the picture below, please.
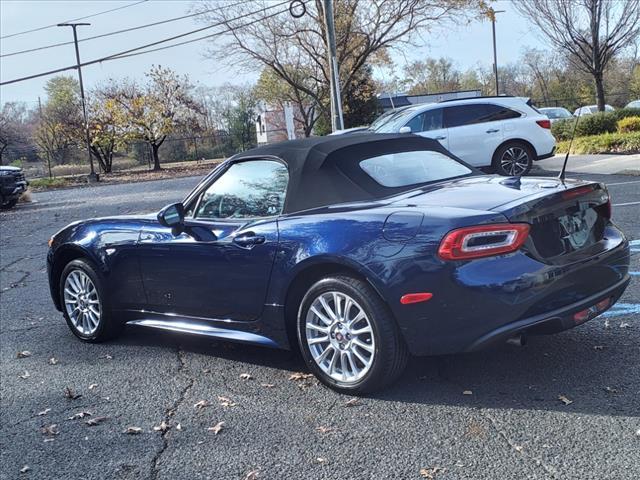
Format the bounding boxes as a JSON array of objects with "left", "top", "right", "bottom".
[
  {"left": 64, "top": 269, "right": 101, "bottom": 336},
  {"left": 305, "top": 291, "right": 375, "bottom": 384}
]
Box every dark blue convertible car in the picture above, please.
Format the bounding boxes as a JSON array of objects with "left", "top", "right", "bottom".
[{"left": 47, "top": 134, "right": 630, "bottom": 393}]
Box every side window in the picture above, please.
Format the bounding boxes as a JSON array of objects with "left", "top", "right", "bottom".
[
  {"left": 483, "top": 104, "right": 521, "bottom": 121},
  {"left": 405, "top": 113, "right": 424, "bottom": 133},
  {"left": 405, "top": 109, "right": 443, "bottom": 132},
  {"left": 444, "top": 104, "right": 520, "bottom": 128},
  {"left": 194, "top": 160, "right": 288, "bottom": 220}
]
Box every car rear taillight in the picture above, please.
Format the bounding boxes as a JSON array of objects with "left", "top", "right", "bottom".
[
  {"left": 438, "top": 223, "right": 530, "bottom": 261},
  {"left": 596, "top": 197, "right": 612, "bottom": 220},
  {"left": 536, "top": 119, "right": 551, "bottom": 129}
]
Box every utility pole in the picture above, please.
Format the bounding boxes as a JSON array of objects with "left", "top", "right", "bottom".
[
  {"left": 490, "top": 9, "right": 505, "bottom": 96},
  {"left": 58, "top": 22, "right": 98, "bottom": 182},
  {"left": 322, "top": 0, "right": 344, "bottom": 132}
]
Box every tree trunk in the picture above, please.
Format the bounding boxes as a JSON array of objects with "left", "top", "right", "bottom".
[
  {"left": 151, "top": 143, "right": 161, "bottom": 171},
  {"left": 594, "top": 71, "right": 606, "bottom": 111}
]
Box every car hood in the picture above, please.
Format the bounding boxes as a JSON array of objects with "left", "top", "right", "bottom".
[{"left": 0, "top": 166, "right": 21, "bottom": 172}]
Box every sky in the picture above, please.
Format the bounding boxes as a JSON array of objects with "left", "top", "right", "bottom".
[{"left": 0, "top": 0, "right": 545, "bottom": 105}]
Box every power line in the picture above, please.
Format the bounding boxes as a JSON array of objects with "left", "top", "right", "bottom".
[
  {"left": 0, "top": 1, "right": 296, "bottom": 86},
  {"left": 0, "top": 0, "right": 251, "bottom": 59},
  {"left": 0, "top": 0, "right": 149, "bottom": 40}
]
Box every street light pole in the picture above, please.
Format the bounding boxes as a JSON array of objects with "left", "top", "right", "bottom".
[
  {"left": 321, "top": 0, "right": 344, "bottom": 132},
  {"left": 58, "top": 22, "right": 98, "bottom": 182},
  {"left": 490, "top": 9, "right": 505, "bottom": 96}
]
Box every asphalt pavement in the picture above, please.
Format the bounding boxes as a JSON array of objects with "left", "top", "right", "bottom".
[{"left": 1, "top": 171, "right": 639, "bottom": 480}]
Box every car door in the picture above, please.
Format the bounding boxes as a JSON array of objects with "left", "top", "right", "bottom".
[
  {"left": 443, "top": 104, "right": 508, "bottom": 167},
  {"left": 405, "top": 108, "right": 449, "bottom": 149},
  {"left": 137, "top": 159, "right": 288, "bottom": 322}
]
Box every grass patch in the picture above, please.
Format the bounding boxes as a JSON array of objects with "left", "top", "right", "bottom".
[
  {"left": 556, "top": 132, "right": 640, "bottom": 154},
  {"left": 29, "top": 177, "right": 72, "bottom": 190}
]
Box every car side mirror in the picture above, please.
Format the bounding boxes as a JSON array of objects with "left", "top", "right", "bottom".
[
  {"left": 399, "top": 126, "right": 412, "bottom": 134},
  {"left": 158, "top": 203, "right": 185, "bottom": 228}
]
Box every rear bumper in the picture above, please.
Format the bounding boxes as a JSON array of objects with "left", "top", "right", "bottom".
[
  {"left": 535, "top": 147, "right": 556, "bottom": 161},
  {"left": 465, "top": 275, "right": 630, "bottom": 351}
]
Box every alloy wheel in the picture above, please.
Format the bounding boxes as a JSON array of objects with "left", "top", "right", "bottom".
[
  {"left": 64, "top": 269, "right": 101, "bottom": 335},
  {"left": 500, "top": 147, "right": 530, "bottom": 176},
  {"left": 305, "top": 291, "right": 375, "bottom": 383}
]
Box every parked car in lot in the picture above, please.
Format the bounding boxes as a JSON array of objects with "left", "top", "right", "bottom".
[
  {"left": 47, "top": 134, "right": 630, "bottom": 393},
  {"left": 539, "top": 107, "right": 573, "bottom": 123},
  {"left": 0, "top": 165, "right": 28, "bottom": 209},
  {"left": 574, "top": 104, "right": 615, "bottom": 116},
  {"left": 371, "top": 97, "right": 556, "bottom": 176},
  {"left": 625, "top": 100, "right": 640, "bottom": 109}
]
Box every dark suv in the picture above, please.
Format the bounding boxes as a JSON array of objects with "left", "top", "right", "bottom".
[{"left": 0, "top": 166, "right": 28, "bottom": 209}]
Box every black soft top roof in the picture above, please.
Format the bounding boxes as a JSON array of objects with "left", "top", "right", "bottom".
[{"left": 231, "top": 133, "right": 474, "bottom": 214}]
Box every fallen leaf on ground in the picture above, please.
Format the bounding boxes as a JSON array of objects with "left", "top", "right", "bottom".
[
  {"left": 18, "top": 371, "right": 30, "bottom": 379},
  {"left": 124, "top": 426, "right": 143, "bottom": 435},
  {"left": 462, "top": 390, "right": 473, "bottom": 395},
  {"left": 514, "top": 445, "right": 523, "bottom": 452},
  {"left": 88, "top": 383, "right": 98, "bottom": 390},
  {"left": 63, "top": 387, "right": 82, "bottom": 400},
  {"left": 176, "top": 423, "right": 182, "bottom": 431},
  {"left": 207, "top": 421, "right": 225, "bottom": 435},
  {"left": 37, "top": 408, "right": 51, "bottom": 416},
  {"left": 49, "top": 357, "right": 58, "bottom": 365},
  {"left": 636, "top": 428, "right": 640, "bottom": 437},
  {"left": 194, "top": 400, "right": 209, "bottom": 410},
  {"left": 99, "top": 354, "right": 113, "bottom": 360},
  {"left": 604, "top": 320, "right": 610, "bottom": 328},
  {"left": 218, "top": 396, "right": 237, "bottom": 408},
  {"left": 244, "top": 469, "right": 259, "bottom": 480},
  {"left": 153, "top": 420, "right": 169, "bottom": 433},
  {"left": 68, "top": 411, "right": 92, "bottom": 420},
  {"left": 316, "top": 426, "right": 335, "bottom": 433},
  {"left": 17, "top": 351, "right": 32, "bottom": 359},
  {"left": 344, "top": 398, "right": 361, "bottom": 407},
  {"left": 240, "top": 373, "right": 253, "bottom": 380},
  {"left": 604, "top": 386, "right": 618, "bottom": 394},
  {"left": 85, "top": 416, "right": 108, "bottom": 426},
  {"left": 315, "top": 457, "right": 327, "bottom": 464},
  {"left": 419, "top": 466, "right": 446, "bottom": 479},
  {"left": 20, "top": 465, "right": 30, "bottom": 474},
  {"left": 289, "top": 372, "right": 313, "bottom": 381},
  {"left": 41, "top": 424, "right": 59, "bottom": 436},
  {"left": 620, "top": 322, "right": 630, "bottom": 328},
  {"left": 261, "top": 383, "right": 275, "bottom": 388},
  {"left": 593, "top": 345, "right": 605, "bottom": 350},
  {"left": 202, "top": 368, "right": 211, "bottom": 373},
  {"left": 558, "top": 395, "right": 573, "bottom": 405}
]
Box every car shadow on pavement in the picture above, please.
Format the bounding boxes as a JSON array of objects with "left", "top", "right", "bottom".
[{"left": 117, "top": 324, "right": 638, "bottom": 417}]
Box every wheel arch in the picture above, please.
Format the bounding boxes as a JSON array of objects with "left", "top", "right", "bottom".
[
  {"left": 49, "top": 245, "right": 98, "bottom": 311},
  {"left": 281, "top": 257, "right": 391, "bottom": 348},
  {"left": 492, "top": 138, "right": 538, "bottom": 164}
]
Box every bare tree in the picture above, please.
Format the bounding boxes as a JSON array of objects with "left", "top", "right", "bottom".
[
  {"left": 513, "top": 0, "right": 640, "bottom": 111},
  {"left": 192, "top": 0, "right": 484, "bottom": 133}
]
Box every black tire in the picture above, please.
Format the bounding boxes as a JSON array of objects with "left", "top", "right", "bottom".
[
  {"left": 492, "top": 142, "right": 534, "bottom": 176},
  {"left": 297, "top": 275, "right": 408, "bottom": 394},
  {"left": 0, "top": 197, "right": 18, "bottom": 209},
  {"left": 59, "top": 259, "right": 123, "bottom": 342}
]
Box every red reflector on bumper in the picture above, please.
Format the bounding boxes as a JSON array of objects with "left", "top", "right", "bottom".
[{"left": 400, "top": 293, "right": 433, "bottom": 305}]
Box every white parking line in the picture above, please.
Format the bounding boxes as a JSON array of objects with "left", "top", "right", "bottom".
[
  {"left": 607, "top": 180, "right": 640, "bottom": 186},
  {"left": 612, "top": 201, "right": 640, "bottom": 207}
]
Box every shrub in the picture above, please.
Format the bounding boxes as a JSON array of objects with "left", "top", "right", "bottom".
[
  {"left": 612, "top": 107, "right": 640, "bottom": 121},
  {"left": 551, "top": 119, "right": 576, "bottom": 141},
  {"left": 617, "top": 116, "right": 640, "bottom": 133},
  {"left": 556, "top": 131, "right": 640, "bottom": 154},
  {"left": 575, "top": 112, "right": 618, "bottom": 136}
]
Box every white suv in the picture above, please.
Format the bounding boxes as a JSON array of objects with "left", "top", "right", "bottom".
[{"left": 373, "top": 97, "right": 556, "bottom": 176}]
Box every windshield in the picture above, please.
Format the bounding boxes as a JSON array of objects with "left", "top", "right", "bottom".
[
  {"left": 373, "top": 107, "right": 424, "bottom": 133},
  {"left": 369, "top": 109, "right": 405, "bottom": 130},
  {"left": 360, "top": 150, "right": 472, "bottom": 187}
]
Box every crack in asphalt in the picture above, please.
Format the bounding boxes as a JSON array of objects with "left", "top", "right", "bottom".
[
  {"left": 0, "top": 270, "right": 32, "bottom": 294},
  {"left": 480, "top": 410, "right": 560, "bottom": 479},
  {"left": 149, "top": 346, "right": 194, "bottom": 480}
]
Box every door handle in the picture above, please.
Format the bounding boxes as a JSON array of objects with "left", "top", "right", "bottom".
[
  {"left": 486, "top": 129, "right": 499, "bottom": 133},
  {"left": 233, "top": 232, "right": 266, "bottom": 249}
]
